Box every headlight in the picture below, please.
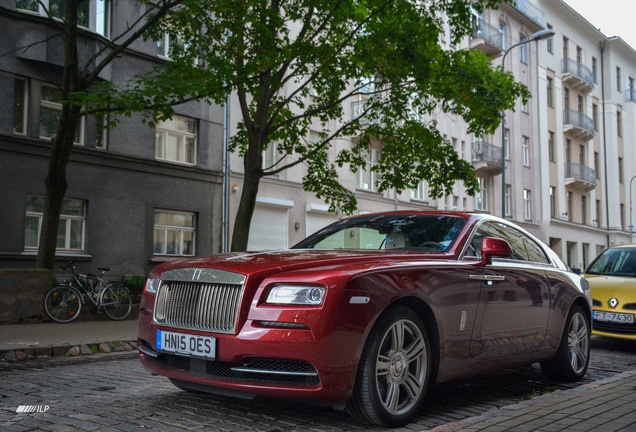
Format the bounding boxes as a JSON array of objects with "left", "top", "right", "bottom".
[
  {"left": 144, "top": 278, "right": 161, "bottom": 294},
  {"left": 266, "top": 285, "right": 326, "bottom": 305}
]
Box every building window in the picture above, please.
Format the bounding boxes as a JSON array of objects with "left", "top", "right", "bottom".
[
  {"left": 567, "top": 192, "right": 573, "bottom": 221},
  {"left": 548, "top": 131, "right": 555, "bottom": 162},
  {"left": 592, "top": 104, "right": 598, "bottom": 130},
  {"left": 40, "top": 85, "right": 83, "bottom": 145},
  {"left": 475, "top": 178, "right": 487, "bottom": 211},
  {"left": 617, "top": 110, "right": 622, "bottom": 137},
  {"left": 503, "top": 128, "right": 510, "bottom": 160},
  {"left": 594, "top": 152, "right": 599, "bottom": 179},
  {"left": 581, "top": 195, "right": 587, "bottom": 225},
  {"left": 547, "top": 77, "right": 553, "bottom": 108},
  {"left": 618, "top": 157, "right": 624, "bottom": 183},
  {"left": 153, "top": 210, "right": 195, "bottom": 256},
  {"left": 617, "top": 66, "right": 621, "bottom": 92},
  {"left": 411, "top": 180, "right": 428, "bottom": 203},
  {"left": 357, "top": 148, "right": 380, "bottom": 192},
  {"left": 582, "top": 243, "right": 589, "bottom": 269},
  {"left": 522, "top": 136, "right": 530, "bottom": 166},
  {"left": 550, "top": 186, "right": 556, "bottom": 218},
  {"left": 546, "top": 24, "right": 553, "bottom": 54},
  {"left": 155, "top": 115, "right": 197, "bottom": 165},
  {"left": 596, "top": 199, "right": 601, "bottom": 227},
  {"left": 505, "top": 184, "right": 511, "bottom": 217},
  {"left": 25, "top": 195, "right": 86, "bottom": 252},
  {"left": 94, "top": 113, "right": 108, "bottom": 149},
  {"left": 523, "top": 189, "right": 531, "bottom": 220},
  {"left": 499, "top": 22, "right": 508, "bottom": 50},
  {"left": 13, "top": 77, "right": 28, "bottom": 135},
  {"left": 621, "top": 204, "right": 626, "bottom": 230},
  {"left": 461, "top": 140, "right": 466, "bottom": 160},
  {"left": 17, "top": 0, "right": 110, "bottom": 37},
  {"left": 519, "top": 34, "right": 528, "bottom": 63},
  {"left": 592, "top": 57, "right": 597, "bottom": 83}
]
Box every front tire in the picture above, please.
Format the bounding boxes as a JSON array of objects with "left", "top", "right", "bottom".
[
  {"left": 347, "top": 306, "right": 431, "bottom": 426},
  {"left": 540, "top": 305, "right": 590, "bottom": 381},
  {"left": 100, "top": 283, "right": 132, "bottom": 320},
  {"left": 44, "top": 285, "right": 82, "bottom": 323}
]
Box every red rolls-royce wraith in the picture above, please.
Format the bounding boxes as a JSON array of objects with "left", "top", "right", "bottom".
[{"left": 138, "top": 211, "right": 592, "bottom": 426}]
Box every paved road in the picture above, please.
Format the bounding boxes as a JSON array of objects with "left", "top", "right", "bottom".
[{"left": 1, "top": 337, "right": 635, "bottom": 431}]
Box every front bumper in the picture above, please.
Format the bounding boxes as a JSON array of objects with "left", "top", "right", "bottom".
[{"left": 137, "top": 306, "right": 360, "bottom": 401}]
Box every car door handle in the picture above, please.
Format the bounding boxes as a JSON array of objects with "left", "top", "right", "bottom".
[{"left": 469, "top": 275, "right": 506, "bottom": 281}]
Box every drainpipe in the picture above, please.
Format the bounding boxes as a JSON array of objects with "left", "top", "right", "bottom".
[
  {"left": 222, "top": 95, "right": 231, "bottom": 253},
  {"left": 600, "top": 40, "right": 610, "bottom": 249}
]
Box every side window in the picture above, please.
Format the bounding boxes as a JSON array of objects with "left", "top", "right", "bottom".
[{"left": 465, "top": 221, "right": 549, "bottom": 264}]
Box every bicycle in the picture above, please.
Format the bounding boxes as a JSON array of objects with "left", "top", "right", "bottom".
[{"left": 44, "top": 259, "right": 133, "bottom": 323}]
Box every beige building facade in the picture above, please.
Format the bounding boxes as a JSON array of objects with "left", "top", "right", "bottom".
[{"left": 226, "top": 0, "right": 636, "bottom": 270}]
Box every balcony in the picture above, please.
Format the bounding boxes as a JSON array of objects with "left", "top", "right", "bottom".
[
  {"left": 469, "top": 21, "right": 504, "bottom": 57},
  {"left": 501, "top": 0, "right": 546, "bottom": 31},
  {"left": 563, "top": 109, "right": 595, "bottom": 141},
  {"left": 565, "top": 162, "right": 596, "bottom": 191},
  {"left": 472, "top": 141, "right": 502, "bottom": 176},
  {"left": 562, "top": 59, "right": 595, "bottom": 92}
]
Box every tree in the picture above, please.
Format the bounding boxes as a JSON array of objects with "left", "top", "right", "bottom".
[
  {"left": 6, "top": 0, "right": 185, "bottom": 270},
  {"left": 130, "top": 0, "right": 530, "bottom": 251}
]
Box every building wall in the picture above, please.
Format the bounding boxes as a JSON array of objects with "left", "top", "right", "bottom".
[{"left": 0, "top": 1, "right": 225, "bottom": 280}]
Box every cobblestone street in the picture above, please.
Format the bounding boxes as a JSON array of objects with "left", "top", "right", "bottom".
[{"left": 1, "top": 337, "right": 635, "bottom": 432}]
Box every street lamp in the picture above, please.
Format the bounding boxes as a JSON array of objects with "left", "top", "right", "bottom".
[
  {"left": 500, "top": 28, "right": 555, "bottom": 219},
  {"left": 630, "top": 175, "right": 636, "bottom": 242}
]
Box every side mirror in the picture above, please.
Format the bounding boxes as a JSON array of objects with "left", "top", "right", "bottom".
[{"left": 481, "top": 237, "right": 512, "bottom": 266}]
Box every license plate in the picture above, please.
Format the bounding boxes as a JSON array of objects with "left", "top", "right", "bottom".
[
  {"left": 156, "top": 330, "right": 216, "bottom": 359},
  {"left": 593, "top": 311, "right": 634, "bottom": 324}
]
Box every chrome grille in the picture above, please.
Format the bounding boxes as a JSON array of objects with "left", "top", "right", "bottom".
[{"left": 154, "top": 281, "right": 244, "bottom": 334}]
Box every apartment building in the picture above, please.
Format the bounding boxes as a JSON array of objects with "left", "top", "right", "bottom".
[
  {"left": 536, "top": 0, "right": 636, "bottom": 270},
  {"left": 0, "top": 0, "right": 225, "bottom": 278},
  {"left": 227, "top": 0, "right": 549, "bottom": 250}
]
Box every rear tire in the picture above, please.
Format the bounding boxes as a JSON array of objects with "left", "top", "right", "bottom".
[
  {"left": 44, "top": 285, "right": 82, "bottom": 323},
  {"left": 540, "top": 305, "right": 590, "bottom": 381},
  {"left": 347, "top": 306, "right": 431, "bottom": 426}
]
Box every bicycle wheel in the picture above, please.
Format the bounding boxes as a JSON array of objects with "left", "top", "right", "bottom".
[
  {"left": 100, "top": 283, "right": 132, "bottom": 320},
  {"left": 44, "top": 284, "right": 82, "bottom": 323}
]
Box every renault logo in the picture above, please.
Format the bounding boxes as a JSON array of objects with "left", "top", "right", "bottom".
[{"left": 608, "top": 298, "right": 619, "bottom": 308}]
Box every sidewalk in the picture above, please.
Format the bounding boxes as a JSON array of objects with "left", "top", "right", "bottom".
[
  {"left": 0, "top": 320, "right": 138, "bottom": 361},
  {"left": 430, "top": 369, "right": 636, "bottom": 431}
]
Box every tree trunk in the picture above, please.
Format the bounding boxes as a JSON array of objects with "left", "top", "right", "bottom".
[
  {"left": 230, "top": 136, "right": 264, "bottom": 251},
  {"left": 36, "top": 111, "right": 81, "bottom": 270}
]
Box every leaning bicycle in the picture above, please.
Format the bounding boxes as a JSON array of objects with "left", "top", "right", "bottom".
[{"left": 44, "top": 259, "right": 132, "bottom": 323}]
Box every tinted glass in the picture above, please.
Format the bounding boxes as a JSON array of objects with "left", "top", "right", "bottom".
[
  {"left": 467, "top": 221, "right": 549, "bottom": 264},
  {"left": 293, "top": 214, "right": 466, "bottom": 252}
]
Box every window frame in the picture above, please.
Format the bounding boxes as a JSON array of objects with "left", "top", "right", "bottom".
[
  {"left": 356, "top": 147, "right": 381, "bottom": 192},
  {"left": 523, "top": 189, "right": 532, "bottom": 220},
  {"left": 25, "top": 195, "right": 87, "bottom": 253},
  {"left": 16, "top": 0, "right": 110, "bottom": 38},
  {"left": 153, "top": 209, "right": 196, "bottom": 256},
  {"left": 39, "top": 84, "right": 85, "bottom": 145},
  {"left": 155, "top": 115, "right": 198, "bottom": 166},
  {"left": 522, "top": 136, "right": 530, "bottom": 167},
  {"left": 13, "top": 76, "right": 28, "bottom": 136}
]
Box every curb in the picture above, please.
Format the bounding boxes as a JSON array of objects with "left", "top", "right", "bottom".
[{"left": 0, "top": 340, "right": 138, "bottom": 364}]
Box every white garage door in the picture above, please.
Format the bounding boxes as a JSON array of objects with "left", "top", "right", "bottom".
[
  {"left": 248, "top": 204, "right": 289, "bottom": 251},
  {"left": 306, "top": 212, "right": 338, "bottom": 237}
]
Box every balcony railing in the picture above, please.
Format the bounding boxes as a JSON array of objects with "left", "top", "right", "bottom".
[
  {"left": 626, "top": 88, "right": 636, "bottom": 103},
  {"left": 470, "top": 20, "right": 503, "bottom": 56},
  {"left": 512, "top": 0, "right": 546, "bottom": 28},
  {"left": 562, "top": 58, "right": 595, "bottom": 92},
  {"left": 563, "top": 109, "right": 595, "bottom": 140},
  {"left": 565, "top": 162, "right": 596, "bottom": 190},
  {"left": 471, "top": 141, "right": 502, "bottom": 175}
]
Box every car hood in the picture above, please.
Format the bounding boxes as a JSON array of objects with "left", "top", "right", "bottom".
[
  {"left": 153, "top": 249, "right": 447, "bottom": 279},
  {"left": 584, "top": 274, "right": 636, "bottom": 299}
]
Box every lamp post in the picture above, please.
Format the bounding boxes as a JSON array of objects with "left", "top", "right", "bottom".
[
  {"left": 500, "top": 28, "right": 554, "bottom": 219},
  {"left": 630, "top": 175, "right": 636, "bottom": 242}
]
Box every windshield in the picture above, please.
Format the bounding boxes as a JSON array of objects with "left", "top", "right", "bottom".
[
  {"left": 586, "top": 248, "right": 636, "bottom": 277},
  {"left": 293, "top": 214, "right": 466, "bottom": 252}
]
